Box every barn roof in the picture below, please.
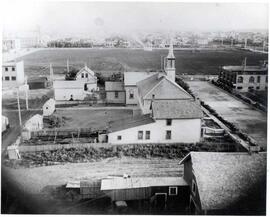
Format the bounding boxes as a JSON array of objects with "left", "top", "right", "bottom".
[
  {"left": 124, "top": 71, "right": 158, "bottom": 86},
  {"left": 101, "top": 177, "right": 188, "bottom": 190},
  {"left": 105, "top": 81, "right": 125, "bottom": 91},
  {"left": 137, "top": 74, "right": 192, "bottom": 101},
  {"left": 152, "top": 100, "right": 203, "bottom": 119},
  {"left": 179, "top": 152, "right": 266, "bottom": 211},
  {"left": 108, "top": 114, "right": 155, "bottom": 133}
]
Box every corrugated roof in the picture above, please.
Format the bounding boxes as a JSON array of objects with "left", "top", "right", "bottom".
[
  {"left": 101, "top": 177, "right": 188, "bottom": 190},
  {"left": 180, "top": 152, "right": 266, "bottom": 211},
  {"left": 108, "top": 114, "right": 155, "bottom": 133},
  {"left": 124, "top": 71, "right": 158, "bottom": 86},
  {"left": 53, "top": 80, "right": 85, "bottom": 89},
  {"left": 222, "top": 65, "right": 267, "bottom": 72},
  {"left": 152, "top": 100, "right": 203, "bottom": 119},
  {"left": 140, "top": 76, "right": 192, "bottom": 100},
  {"left": 105, "top": 81, "right": 125, "bottom": 91}
]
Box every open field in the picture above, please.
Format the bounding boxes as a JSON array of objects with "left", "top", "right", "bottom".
[
  {"left": 17, "top": 48, "right": 267, "bottom": 78},
  {"left": 3, "top": 157, "right": 182, "bottom": 194},
  {"left": 187, "top": 81, "right": 267, "bottom": 149},
  {"left": 55, "top": 108, "right": 133, "bottom": 129}
]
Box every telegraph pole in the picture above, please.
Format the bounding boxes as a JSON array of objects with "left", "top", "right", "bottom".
[
  {"left": 50, "top": 63, "right": 54, "bottom": 81},
  {"left": 67, "top": 59, "right": 69, "bottom": 73},
  {"left": 16, "top": 88, "right": 22, "bottom": 126}
]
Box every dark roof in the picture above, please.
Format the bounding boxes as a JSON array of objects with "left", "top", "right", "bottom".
[
  {"left": 105, "top": 81, "right": 124, "bottom": 91},
  {"left": 28, "top": 77, "right": 48, "bottom": 83},
  {"left": 108, "top": 114, "right": 155, "bottom": 133},
  {"left": 137, "top": 74, "right": 192, "bottom": 101},
  {"left": 152, "top": 100, "right": 203, "bottom": 119},
  {"left": 179, "top": 152, "right": 266, "bottom": 211},
  {"left": 222, "top": 65, "right": 267, "bottom": 72}
]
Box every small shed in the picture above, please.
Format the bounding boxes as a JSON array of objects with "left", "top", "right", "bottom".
[
  {"left": 2, "top": 115, "right": 9, "bottom": 133},
  {"left": 43, "top": 98, "right": 56, "bottom": 116},
  {"left": 28, "top": 77, "right": 48, "bottom": 89},
  {"left": 24, "top": 114, "right": 43, "bottom": 131}
]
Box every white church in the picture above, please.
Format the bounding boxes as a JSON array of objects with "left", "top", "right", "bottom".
[{"left": 107, "top": 41, "right": 203, "bottom": 144}]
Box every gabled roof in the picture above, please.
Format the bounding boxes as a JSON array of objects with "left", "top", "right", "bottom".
[
  {"left": 108, "top": 114, "right": 155, "bottom": 133},
  {"left": 124, "top": 71, "right": 158, "bottom": 86},
  {"left": 137, "top": 74, "right": 192, "bottom": 101},
  {"left": 76, "top": 66, "right": 96, "bottom": 78},
  {"left": 152, "top": 100, "right": 203, "bottom": 119},
  {"left": 105, "top": 81, "right": 125, "bottom": 91},
  {"left": 180, "top": 152, "right": 266, "bottom": 211}
]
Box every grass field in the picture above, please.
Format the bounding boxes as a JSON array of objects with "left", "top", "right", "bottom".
[{"left": 18, "top": 48, "right": 267, "bottom": 78}]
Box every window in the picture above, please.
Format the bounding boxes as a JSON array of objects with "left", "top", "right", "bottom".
[
  {"left": 12, "top": 67, "right": 15, "bottom": 71},
  {"left": 256, "top": 87, "right": 260, "bottom": 90},
  {"left": 152, "top": 94, "right": 155, "bottom": 99},
  {"left": 166, "top": 130, "right": 171, "bottom": 140},
  {"left": 169, "top": 187, "right": 178, "bottom": 196},
  {"left": 237, "top": 76, "right": 243, "bottom": 83},
  {"left": 192, "top": 180, "right": 196, "bottom": 195},
  {"left": 248, "top": 86, "right": 254, "bottom": 90},
  {"left": 115, "top": 91, "right": 119, "bottom": 98},
  {"left": 5, "top": 76, "right": 9, "bottom": 81},
  {"left": 257, "top": 76, "right": 261, "bottom": 83},
  {"left": 81, "top": 73, "right": 84, "bottom": 78},
  {"left": 46, "top": 107, "right": 48, "bottom": 109},
  {"left": 145, "top": 131, "right": 150, "bottom": 140},
  {"left": 117, "top": 135, "right": 122, "bottom": 140},
  {"left": 5, "top": 67, "right": 8, "bottom": 71},
  {"left": 166, "top": 119, "right": 172, "bottom": 126},
  {"left": 85, "top": 73, "right": 88, "bottom": 78},
  {"left": 129, "top": 90, "right": 134, "bottom": 99},
  {"left": 138, "top": 131, "right": 143, "bottom": 140},
  {"left": 237, "top": 86, "right": 243, "bottom": 90},
  {"left": 249, "top": 76, "right": 255, "bottom": 83},
  {"left": 11, "top": 76, "right": 16, "bottom": 81}
]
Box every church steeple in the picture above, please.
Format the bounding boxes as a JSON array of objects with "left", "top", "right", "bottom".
[{"left": 165, "top": 39, "right": 176, "bottom": 81}]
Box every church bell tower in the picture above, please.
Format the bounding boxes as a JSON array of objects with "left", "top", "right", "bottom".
[{"left": 165, "top": 39, "right": 176, "bottom": 82}]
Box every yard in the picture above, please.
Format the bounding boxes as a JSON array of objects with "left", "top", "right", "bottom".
[{"left": 53, "top": 108, "right": 133, "bottom": 130}]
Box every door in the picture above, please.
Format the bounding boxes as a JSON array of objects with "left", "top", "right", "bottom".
[{"left": 155, "top": 193, "right": 167, "bottom": 210}]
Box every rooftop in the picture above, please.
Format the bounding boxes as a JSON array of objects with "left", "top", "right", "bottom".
[
  {"left": 76, "top": 65, "right": 96, "bottom": 78},
  {"left": 105, "top": 81, "right": 125, "bottom": 91},
  {"left": 179, "top": 152, "right": 266, "bottom": 211},
  {"left": 137, "top": 74, "right": 192, "bottom": 101},
  {"left": 152, "top": 100, "right": 203, "bottom": 119},
  {"left": 28, "top": 76, "right": 48, "bottom": 82},
  {"left": 53, "top": 80, "right": 85, "bottom": 89},
  {"left": 222, "top": 65, "right": 267, "bottom": 72},
  {"left": 101, "top": 177, "right": 188, "bottom": 191},
  {"left": 108, "top": 114, "right": 155, "bottom": 133},
  {"left": 124, "top": 71, "right": 158, "bottom": 86}
]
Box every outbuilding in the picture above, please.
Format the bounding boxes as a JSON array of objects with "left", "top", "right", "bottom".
[
  {"left": 28, "top": 77, "right": 48, "bottom": 89},
  {"left": 43, "top": 98, "right": 56, "bottom": 116},
  {"left": 105, "top": 81, "right": 125, "bottom": 104}
]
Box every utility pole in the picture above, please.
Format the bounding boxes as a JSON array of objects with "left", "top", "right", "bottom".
[
  {"left": 16, "top": 88, "right": 22, "bottom": 126},
  {"left": 50, "top": 63, "right": 54, "bottom": 81},
  {"left": 67, "top": 59, "right": 69, "bottom": 73},
  {"left": 231, "top": 38, "right": 233, "bottom": 48},
  {"left": 244, "top": 38, "right": 247, "bottom": 49}
]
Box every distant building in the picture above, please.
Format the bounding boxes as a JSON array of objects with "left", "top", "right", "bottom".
[
  {"left": 2, "top": 38, "right": 21, "bottom": 52},
  {"left": 105, "top": 81, "right": 125, "bottom": 104},
  {"left": 28, "top": 77, "right": 48, "bottom": 89},
  {"left": 179, "top": 152, "right": 266, "bottom": 215},
  {"left": 43, "top": 98, "right": 56, "bottom": 116},
  {"left": 2, "top": 61, "right": 25, "bottom": 88},
  {"left": 75, "top": 65, "right": 98, "bottom": 92},
  {"left": 218, "top": 61, "right": 268, "bottom": 92}
]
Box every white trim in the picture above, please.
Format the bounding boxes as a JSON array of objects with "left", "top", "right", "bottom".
[{"left": 169, "top": 186, "right": 178, "bottom": 196}]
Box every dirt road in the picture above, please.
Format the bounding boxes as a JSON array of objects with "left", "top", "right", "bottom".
[{"left": 187, "top": 81, "right": 267, "bottom": 149}]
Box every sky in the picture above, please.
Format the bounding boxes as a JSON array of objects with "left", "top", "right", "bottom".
[{"left": 1, "top": 1, "right": 269, "bottom": 37}]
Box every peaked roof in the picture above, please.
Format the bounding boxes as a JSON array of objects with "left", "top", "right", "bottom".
[
  {"left": 179, "top": 152, "right": 266, "bottom": 211},
  {"left": 152, "top": 100, "right": 203, "bottom": 119},
  {"left": 137, "top": 74, "right": 192, "bottom": 101},
  {"left": 108, "top": 114, "right": 155, "bottom": 133},
  {"left": 76, "top": 66, "right": 96, "bottom": 78}
]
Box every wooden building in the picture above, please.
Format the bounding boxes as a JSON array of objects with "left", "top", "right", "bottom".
[
  {"left": 28, "top": 77, "right": 48, "bottom": 89},
  {"left": 105, "top": 81, "right": 125, "bottom": 104},
  {"left": 179, "top": 152, "right": 267, "bottom": 215}
]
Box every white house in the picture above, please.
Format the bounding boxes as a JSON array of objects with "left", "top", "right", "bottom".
[
  {"left": 43, "top": 98, "right": 56, "bottom": 116},
  {"left": 108, "top": 100, "right": 203, "bottom": 144},
  {"left": 76, "top": 65, "right": 98, "bottom": 91},
  {"left": 2, "top": 61, "right": 25, "bottom": 88}
]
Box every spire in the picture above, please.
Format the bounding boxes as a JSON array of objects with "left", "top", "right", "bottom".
[{"left": 167, "top": 39, "right": 175, "bottom": 59}]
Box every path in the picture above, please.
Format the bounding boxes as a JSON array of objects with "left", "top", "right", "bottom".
[{"left": 187, "top": 81, "right": 267, "bottom": 150}]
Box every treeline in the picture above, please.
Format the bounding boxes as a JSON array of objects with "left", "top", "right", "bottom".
[{"left": 47, "top": 41, "right": 93, "bottom": 48}]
